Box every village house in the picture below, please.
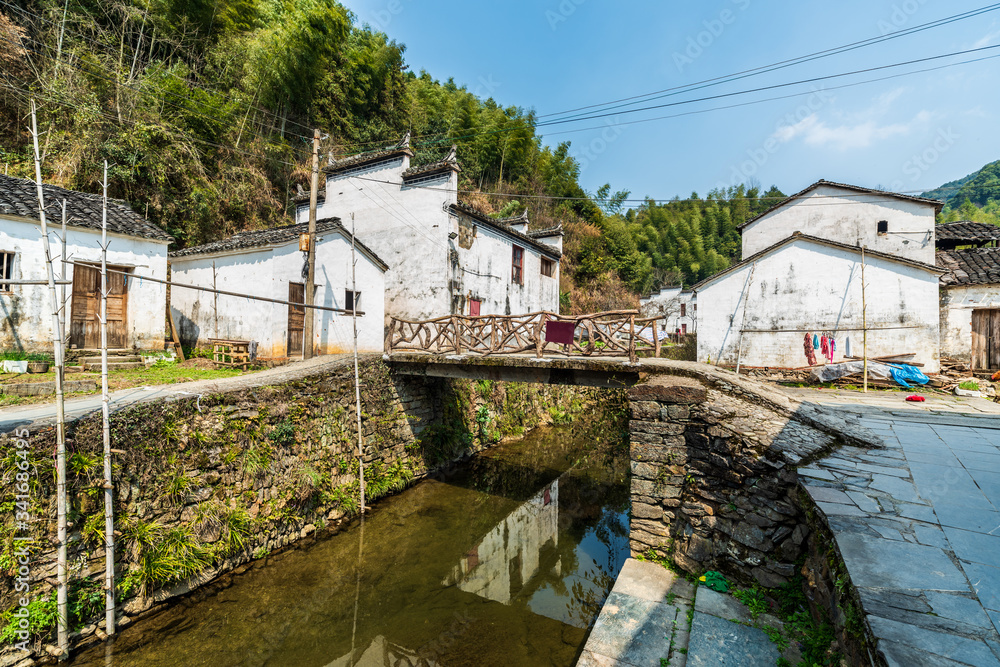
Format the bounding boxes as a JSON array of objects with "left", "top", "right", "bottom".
[
  {"left": 293, "top": 135, "right": 562, "bottom": 321},
  {"left": 639, "top": 286, "right": 697, "bottom": 335},
  {"left": 936, "top": 221, "right": 1000, "bottom": 370},
  {"left": 0, "top": 174, "right": 171, "bottom": 353},
  {"left": 169, "top": 219, "right": 387, "bottom": 359},
  {"left": 693, "top": 180, "right": 944, "bottom": 372}
]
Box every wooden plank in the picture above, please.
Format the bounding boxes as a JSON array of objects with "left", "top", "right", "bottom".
[
  {"left": 167, "top": 308, "right": 186, "bottom": 362},
  {"left": 972, "top": 310, "right": 987, "bottom": 370},
  {"left": 992, "top": 309, "right": 1000, "bottom": 369},
  {"left": 288, "top": 282, "right": 304, "bottom": 356}
]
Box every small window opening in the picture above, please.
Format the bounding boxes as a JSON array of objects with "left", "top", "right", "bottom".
[
  {"left": 877, "top": 220, "right": 888, "bottom": 235},
  {"left": 540, "top": 257, "right": 555, "bottom": 277},
  {"left": 0, "top": 252, "right": 12, "bottom": 292},
  {"left": 680, "top": 303, "right": 686, "bottom": 317},
  {"left": 512, "top": 245, "right": 524, "bottom": 285},
  {"left": 345, "top": 289, "right": 360, "bottom": 312}
]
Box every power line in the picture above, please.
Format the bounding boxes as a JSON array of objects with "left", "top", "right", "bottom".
[{"left": 540, "top": 3, "right": 1000, "bottom": 123}]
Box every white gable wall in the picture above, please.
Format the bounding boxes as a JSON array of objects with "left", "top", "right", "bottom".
[
  {"left": 939, "top": 284, "right": 1000, "bottom": 362},
  {"left": 697, "top": 240, "right": 940, "bottom": 372},
  {"left": 741, "top": 185, "right": 936, "bottom": 265},
  {"left": 0, "top": 216, "right": 167, "bottom": 352},
  {"left": 297, "top": 157, "right": 454, "bottom": 321},
  {"left": 296, "top": 158, "right": 561, "bottom": 321},
  {"left": 170, "top": 233, "right": 385, "bottom": 358},
  {"left": 448, "top": 211, "right": 560, "bottom": 316}
]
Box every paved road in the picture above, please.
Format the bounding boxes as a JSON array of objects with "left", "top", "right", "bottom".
[
  {"left": 792, "top": 389, "right": 1000, "bottom": 666},
  {"left": 0, "top": 354, "right": 354, "bottom": 434}
]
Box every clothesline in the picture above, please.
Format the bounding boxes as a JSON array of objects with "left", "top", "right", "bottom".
[{"left": 739, "top": 326, "right": 923, "bottom": 333}]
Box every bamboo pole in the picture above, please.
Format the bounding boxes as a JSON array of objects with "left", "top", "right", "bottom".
[
  {"left": 861, "top": 246, "right": 868, "bottom": 393},
  {"left": 30, "top": 100, "right": 69, "bottom": 660},
  {"left": 59, "top": 202, "right": 67, "bottom": 343},
  {"left": 99, "top": 161, "right": 116, "bottom": 636},
  {"left": 350, "top": 214, "right": 365, "bottom": 515}
]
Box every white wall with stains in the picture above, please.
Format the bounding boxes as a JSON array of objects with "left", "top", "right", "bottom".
[
  {"left": 741, "top": 185, "right": 937, "bottom": 265},
  {"left": 170, "top": 232, "right": 386, "bottom": 358},
  {"left": 640, "top": 287, "right": 697, "bottom": 334},
  {"left": 0, "top": 216, "right": 168, "bottom": 352},
  {"left": 696, "top": 239, "right": 941, "bottom": 372},
  {"left": 939, "top": 284, "right": 1000, "bottom": 362},
  {"left": 297, "top": 155, "right": 560, "bottom": 321}
]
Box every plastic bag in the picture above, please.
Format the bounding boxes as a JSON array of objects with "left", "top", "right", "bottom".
[{"left": 888, "top": 364, "right": 929, "bottom": 389}]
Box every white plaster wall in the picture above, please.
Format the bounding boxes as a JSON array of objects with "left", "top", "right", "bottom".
[
  {"left": 940, "top": 284, "right": 1000, "bottom": 361},
  {"left": 697, "top": 240, "right": 940, "bottom": 372},
  {"left": 741, "top": 185, "right": 936, "bottom": 264},
  {"left": 640, "top": 288, "right": 697, "bottom": 334},
  {"left": 0, "top": 216, "right": 168, "bottom": 352},
  {"left": 297, "top": 157, "right": 453, "bottom": 321},
  {"left": 171, "top": 233, "right": 385, "bottom": 358},
  {"left": 448, "top": 213, "right": 560, "bottom": 316}
]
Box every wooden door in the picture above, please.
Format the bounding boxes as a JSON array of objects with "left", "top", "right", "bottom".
[
  {"left": 287, "top": 282, "right": 305, "bottom": 357},
  {"left": 971, "top": 309, "right": 1000, "bottom": 370},
  {"left": 70, "top": 265, "right": 128, "bottom": 349}
]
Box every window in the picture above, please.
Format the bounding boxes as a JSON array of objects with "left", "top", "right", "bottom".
[
  {"left": 345, "top": 290, "right": 360, "bottom": 312},
  {"left": 681, "top": 323, "right": 687, "bottom": 335},
  {"left": 512, "top": 245, "right": 524, "bottom": 285},
  {"left": 877, "top": 220, "right": 888, "bottom": 234},
  {"left": 469, "top": 299, "right": 481, "bottom": 317},
  {"left": 0, "top": 253, "right": 11, "bottom": 292},
  {"left": 540, "top": 256, "right": 555, "bottom": 278},
  {"left": 680, "top": 303, "right": 686, "bottom": 317}
]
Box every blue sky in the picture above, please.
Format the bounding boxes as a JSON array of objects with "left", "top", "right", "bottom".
[{"left": 339, "top": 0, "right": 1000, "bottom": 203}]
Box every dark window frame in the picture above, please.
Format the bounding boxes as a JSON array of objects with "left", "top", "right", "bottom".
[
  {"left": 540, "top": 256, "right": 555, "bottom": 278},
  {"left": 0, "top": 252, "right": 13, "bottom": 293},
  {"left": 345, "top": 289, "right": 361, "bottom": 313},
  {"left": 512, "top": 245, "right": 524, "bottom": 285},
  {"left": 877, "top": 220, "right": 889, "bottom": 235}
]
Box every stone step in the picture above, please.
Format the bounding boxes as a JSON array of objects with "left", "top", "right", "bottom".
[
  {"left": 77, "top": 355, "right": 142, "bottom": 365},
  {"left": 82, "top": 361, "right": 143, "bottom": 371},
  {"left": 684, "top": 588, "right": 794, "bottom": 667}
]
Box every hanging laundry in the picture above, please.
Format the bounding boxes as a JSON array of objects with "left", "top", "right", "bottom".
[
  {"left": 812, "top": 334, "right": 820, "bottom": 349},
  {"left": 803, "top": 333, "right": 817, "bottom": 366},
  {"left": 845, "top": 337, "right": 851, "bottom": 358},
  {"left": 828, "top": 337, "right": 836, "bottom": 363},
  {"left": 820, "top": 336, "right": 830, "bottom": 360}
]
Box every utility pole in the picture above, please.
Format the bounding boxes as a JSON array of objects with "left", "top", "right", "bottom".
[
  {"left": 861, "top": 246, "right": 868, "bottom": 393},
  {"left": 100, "top": 161, "right": 116, "bottom": 636},
  {"left": 303, "top": 129, "right": 320, "bottom": 359},
  {"left": 30, "top": 100, "right": 69, "bottom": 660}
]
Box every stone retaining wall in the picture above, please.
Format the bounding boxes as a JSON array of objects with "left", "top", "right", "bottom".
[
  {"left": 0, "top": 358, "right": 607, "bottom": 663},
  {"left": 628, "top": 373, "right": 841, "bottom": 587}
]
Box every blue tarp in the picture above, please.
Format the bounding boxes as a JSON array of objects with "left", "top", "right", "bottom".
[{"left": 888, "top": 364, "right": 929, "bottom": 388}]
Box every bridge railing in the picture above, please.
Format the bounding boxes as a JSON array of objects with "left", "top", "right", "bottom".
[{"left": 385, "top": 310, "right": 665, "bottom": 362}]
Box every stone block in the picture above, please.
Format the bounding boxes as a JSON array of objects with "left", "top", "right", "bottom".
[
  {"left": 630, "top": 401, "right": 661, "bottom": 420},
  {"left": 629, "top": 383, "right": 707, "bottom": 404},
  {"left": 632, "top": 502, "right": 663, "bottom": 520},
  {"left": 664, "top": 404, "right": 691, "bottom": 420},
  {"left": 631, "top": 420, "right": 686, "bottom": 436}
]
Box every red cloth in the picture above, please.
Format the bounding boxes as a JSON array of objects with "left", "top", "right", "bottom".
[
  {"left": 803, "top": 333, "right": 817, "bottom": 366},
  {"left": 905, "top": 395, "right": 926, "bottom": 402},
  {"left": 545, "top": 321, "right": 576, "bottom": 345}
]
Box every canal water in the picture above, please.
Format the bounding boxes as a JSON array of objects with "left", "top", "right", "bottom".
[{"left": 71, "top": 423, "right": 630, "bottom": 666}]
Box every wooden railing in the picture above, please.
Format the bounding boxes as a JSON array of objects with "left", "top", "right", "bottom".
[{"left": 385, "top": 310, "right": 664, "bottom": 362}]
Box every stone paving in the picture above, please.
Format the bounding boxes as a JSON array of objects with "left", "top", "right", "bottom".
[
  {"left": 578, "top": 559, "right": 797, "bottom": 667},
  {"left": 794, "top": 390, "right": 1000, "bottom": 666}
]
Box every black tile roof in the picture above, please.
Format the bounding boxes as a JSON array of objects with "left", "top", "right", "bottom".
[
  {"left": 450, "top": 202, "right": 561, "bottom": 258},
  {"left": 401, "top": 159, "right": 460, "bottom": 179},
  {"left": 0, "top": 174, "right": 171, "bottom": 241},
  {"left": 691, "top": 231, "right": 943, "bottom": 291},
  {"left": 322, "top": 147, "right": 413, "bottom": 175},
  {"left": 934, "top": 221, "right": 1000, "bottom": 243},
  {"left": 938, "top": 247, "right": 1000, "bottom": 286},
  {"left": 738, "top": 179, "right": 944, "bottom": 231},
  {"left": 527, "top": 225, "right": 563, "bottom": 239},
  {"left": 292, "top": 186, "right": 325, "bottom": 205},
  {"left": 169, "top": 217, "right": 388, "bottom": 270}
]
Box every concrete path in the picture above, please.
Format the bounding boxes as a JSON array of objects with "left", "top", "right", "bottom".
[
  {"left": 578, "top": 560, "right": 795, "bottom": 667},
  {"left": 0, "top": 354, "right": 353, "bottom": 434},
  {"left": 794, "top": 390, "right": 1000, "bottom": 666}
]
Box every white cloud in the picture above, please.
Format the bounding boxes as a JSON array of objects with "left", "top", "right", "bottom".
[
  {"left": 972, "top": 24, "right": 1000, "bottom": 48},
  {"left": 770, "top": 89, "right": 932, "bottom": 151}
]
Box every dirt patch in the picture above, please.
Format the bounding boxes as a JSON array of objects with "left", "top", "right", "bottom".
[{"left": 177, "top": 358, "right": 216, "bottom": 369}]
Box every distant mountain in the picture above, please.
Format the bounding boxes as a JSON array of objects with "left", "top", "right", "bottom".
[{"left": 922, "top": 160, "right": 1000, "bottom": 208}]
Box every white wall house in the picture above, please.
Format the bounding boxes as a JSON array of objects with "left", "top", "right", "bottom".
[
  {"left": 294, "top": 136, "right": 562, "bottom": 321},
  {"left": 640, "top": 286, "right": 697, "bottom": 335},
  {"left": 170, "top": 219, "right": 387, "bottom": 359},
  {"left": 937, "top": 246, "right": 1000, "bottom": 369},
  {"left": 0, "top": 175, "right": 171, "bottom": 353},
  {"left": 695, "top": 181, "right": 944, "bottom": 372}
]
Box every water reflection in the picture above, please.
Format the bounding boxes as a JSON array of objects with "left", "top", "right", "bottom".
[{"left": 70, "top": 425, "right": 628, "bottom": 667}]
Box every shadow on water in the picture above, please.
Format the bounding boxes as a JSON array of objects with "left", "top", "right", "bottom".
[{"left": 70, "top": 423, "right": 630, "bottom": 667}]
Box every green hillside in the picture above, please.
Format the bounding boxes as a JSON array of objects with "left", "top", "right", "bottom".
[{"left": 923, "top": 160, "right": 1000, "bottom": 225}]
